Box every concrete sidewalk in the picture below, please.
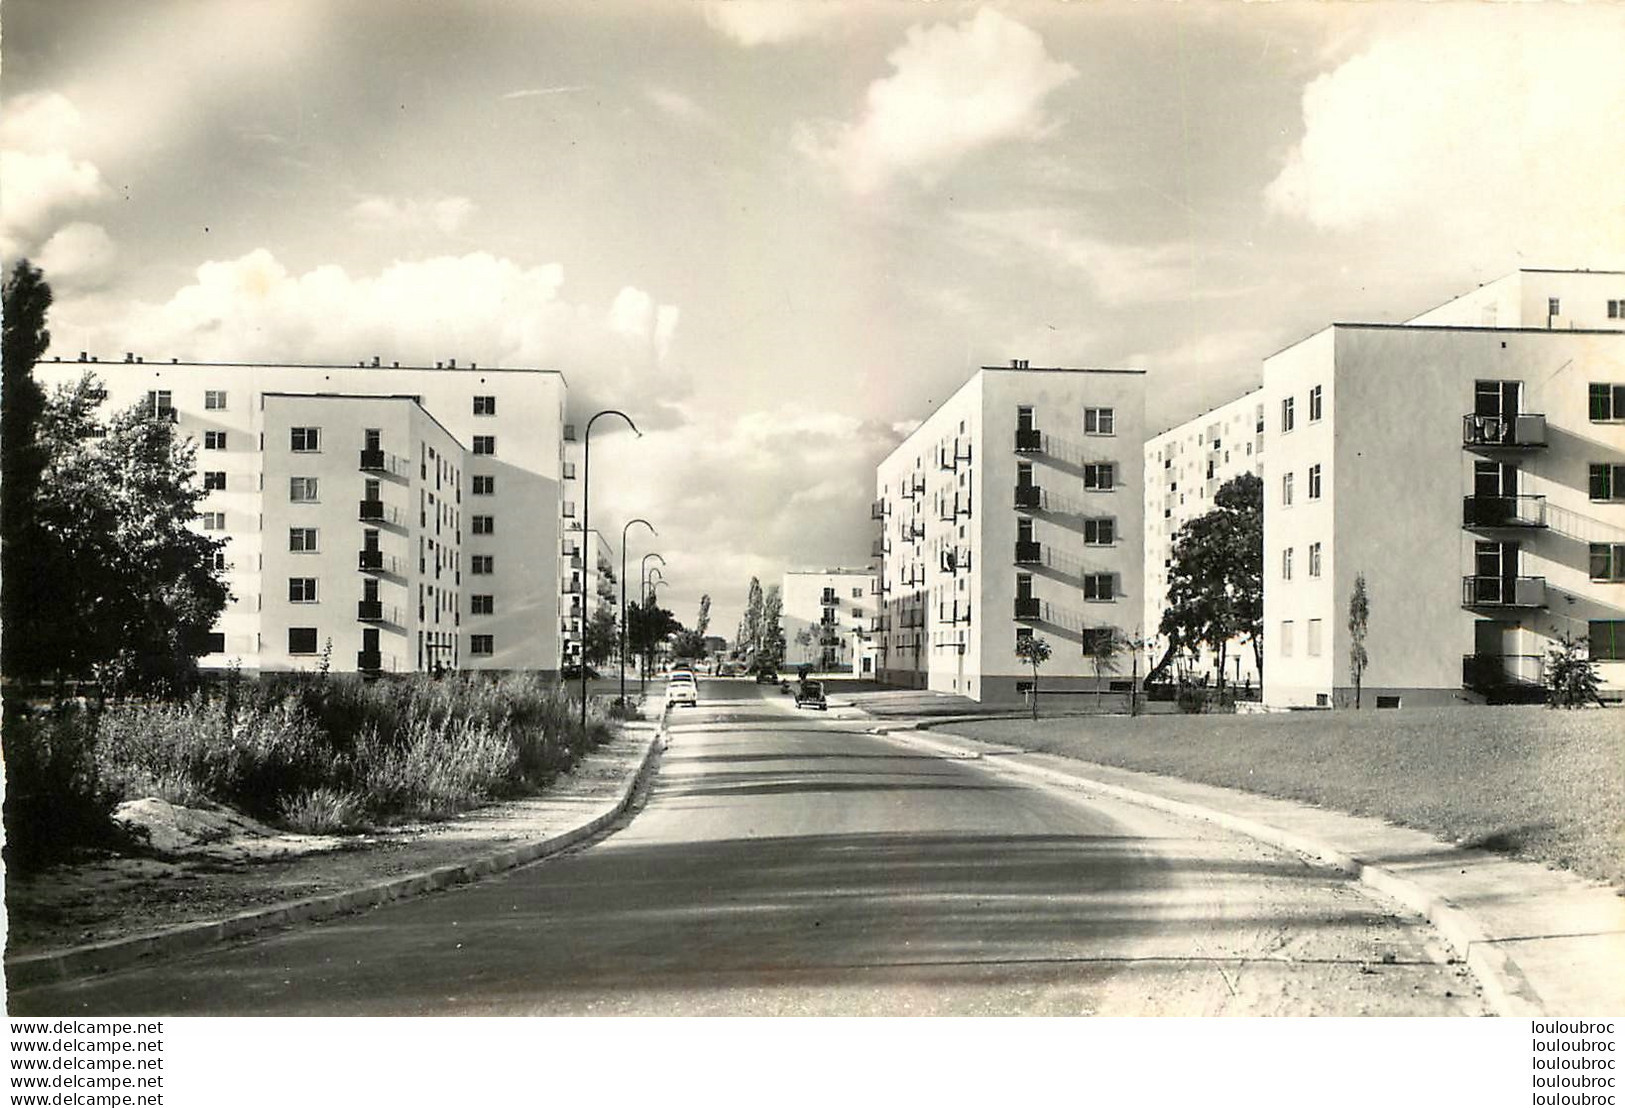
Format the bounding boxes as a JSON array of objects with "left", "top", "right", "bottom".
[{"left": 872, "top": 721, "right": 1625, "bottom": 1017}]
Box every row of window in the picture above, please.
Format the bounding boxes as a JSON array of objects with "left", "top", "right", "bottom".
[
  {"left": 1281, "top": 385, "right": 1325, "bottom": 434},
  {"left": 1281, "top": 464, "right": 1324, "bottom": 507},
  {"left": 279, "top": 577, "right": 499, "bottom": 611},
  {"left": 282, "top": 628, "right": 494, "bottom": 656},
  {"left": 1278, "top": 618, "right": 1323, "bottom": 658},
  {"left": 1281, "top": 543, "right": 1324, "bottom": 581}
]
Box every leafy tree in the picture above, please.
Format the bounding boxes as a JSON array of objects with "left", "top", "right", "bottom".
[
  {"left": 626, "top": 599, "right": 682, "bottom": 673},
  {"left": 1544, "top": 633, "right": 1602, "bottom": 709},
  {"left": 1083, "top": 626, "right": 1126, "bottom": 710},
  {"left": 759, "top": 585, "right": 785, "bottom": 670},
  {"left": 1014, "top": 634, "right": 1052, "bottom": 720},
  {"left": 2, "top": 260, "right": 53, "bottom": 680},
  {"left": 740, "top": 577, "right": 764, "bottom": 664},
  {"left": 1158, "top": 473, "right": 1263, "bottom": 688},
  {"left": 582, "top": 604, "right": 618, "bottom": 667},
  {"left": 694, "top": 593, "right": 711, "bottom": 639},
  {"left": 1348, "top": 573, "right": 1370, "bottom": 709}
]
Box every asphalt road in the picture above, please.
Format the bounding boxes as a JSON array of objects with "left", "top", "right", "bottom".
[{"left": 9, "top": 680, "right": 1484, "bottom": 1015}]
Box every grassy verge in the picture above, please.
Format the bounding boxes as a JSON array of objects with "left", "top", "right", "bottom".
[
  {"left": 2, "top": 673, "right": 618, "bottom": 870},
  {"left": 938, "top": 706, "right": 1625, "bottom": 889}
]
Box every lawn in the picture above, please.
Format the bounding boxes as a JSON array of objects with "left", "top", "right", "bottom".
[{"left": 937, "top": 706, "right": 1625, "bottom": 889}]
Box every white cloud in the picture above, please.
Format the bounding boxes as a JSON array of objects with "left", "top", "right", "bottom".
[
  {"left": 1266, "top": 10, "right": 1625, "bottom": 266},
  {"left": 36, "top": 222, "right": 118, "bottom": 289},
  {"left": 645, "top": 87, "right": 713, "bottom": 128},
  {"left": 0, "top": 91, "right": 85, "bottom": 152},
  {"left": 953, "top": 209, "right": 1195, "bottom": 306},
  {"left": 704, "top": 1, "right": 843, "bottom": 47},
  {"left": 1, "top": 150, "right": 108, "bottom": 257},
  {"left": 350, "top": 195, "right": 476, "bottom": 236},
  {"left": 802, "top": 9, "right": 1076, "bottom": 194},
  {"left": 48, "top": 248, "right": 689, "bottom": 425}
]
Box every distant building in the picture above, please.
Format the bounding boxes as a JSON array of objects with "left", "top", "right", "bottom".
[
  {"left": 33, "top": 356, "right": 574, "bottom": 675},
  {"left": 782, "top": 568, "right": 879, "bottom": 675},
  {"left": 873, "top": 362, "right": 1147, "bottom": 702}
]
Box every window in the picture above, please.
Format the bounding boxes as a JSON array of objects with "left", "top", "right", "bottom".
[
  {"left": 1587, "top": 620, "right": 1625, "bottom": 662},
  {"left": 203, "top": 470, "right": 226, "bottom": 491},
  {"left": 147, "top": 390, "right": 174, "bottom": 417},
  {"left": 1282, "top": 472, "right": 1295, "bottom": 506},
  {"left": 1590, "top": 383, "right": 1625, "bottom": 421},
  {"left": 1309, "top": 542, "right": 1322, "bottom": 578},
  {"left": 1084, "top": 517, "right": 1115, "bottom": 546},
  {"left": 290, "top": 427, "right": 320, "bottom": 452},
  {"left": 1082, "top": 573, "right": 1116, "bottom": 601},
  {"left": 288, "top": 528, "right": 318, "bottom": 553},
  {"left": 1308, "top": 385, "right": 1323, "bottom": 423},
  {"left": 289, "top": 477, "right": 319, "bottom": 502},
  {"left": 1307, "top": 619, "right": 1323, "bottom": 657},
  {"left": 288, "top": 578, "right": 318, "bottom": 603},
  {"left": 472, "top": 475, "right": 495, "bottom": 495},
  {"left": 204, "top": 390, "right": 227, "bottom": 411},
  {"left": 473, "top": 395, "right": 497, "bottom": 416},
  {"left": 1590, "top": 543, "right": 1625, "bottom": 582},
  {"left": 1281, "top": 396, "right": 1295, "bottom": 433},
  {"left": 473, "top": 435, "right": 496, "bottom": 456},
  {"left": 1280, "top": 620, "right": 1294, "bottom": 657},
  {"left": 1590, "top": 463, "right": 1625, "bottom": 501},
  {"left": 471, "top": 555, "right": 494, "bottom": 575},
  {"left": 1015, "top": 627, "right": 1033, "bottom": 648},
  {"left": 1608, "top": 300, "right": 1625, "bottom": 320},
  {"left": 205, "top": 632, "right": 226, "bottom": 654},
  {"left": 1084, "top": 407, "right": 1114, "bottom": 435},
  {"left": 470, "top": 634, "right": 495, "bottom": 657},
  {"left": 1548, "top": 297, "right": 1561, "bottom": 317},
  {"left": 1282, "top": 547, "right": 1294, "bottom": 580},
  {"left": 1308, "top": 464, "right": 1322, "bottom": 500},
  {"left": 852, "top": 588, "right": 864, "bottom": 599},
  {"left": 204, "top": 431, "right": 227, "bottom": 450},
  {"left": 471, "top": 595, "right": 494, "bottom": 615},
  {"left": 201, "top": 511, "right": 226, "bottom": 530},
  {"left": 212, "top": 551, "right": 227, "bottom": 571},
  {"left": 472, "top": 515, "right": 495, "bottom": 535},
  {"left": 288, "top": 627, "right": 319, "bottom": 655},
  {"left": 1083, "top": 463, "right": 1115, "bottom": 490}
]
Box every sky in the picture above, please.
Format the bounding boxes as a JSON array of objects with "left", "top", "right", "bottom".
[{"left": 4, "top": 0, "right": 1623, "bottom": 636}]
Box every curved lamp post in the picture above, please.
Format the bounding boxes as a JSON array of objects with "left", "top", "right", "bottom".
[
  {"left": 580, "top": 410, "right": 640, "bottom": 735},
  {"left": 638, "top": 553, "right": 666, "bottom": 695},
  {"left": 642, "top": 574, "right": 668, "bottom": 696},
  {"left": 619, "top": 519, "right": 655, "bottom": 707}
]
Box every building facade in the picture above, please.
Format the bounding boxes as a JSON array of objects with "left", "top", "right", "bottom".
[
  {"left": 1259, "top": 271, "right": 1625, "bottom": 707},
  {"left": 873, "top": 363, "right": 1147, "bottom": 703},
  {"left": 33, "top": 356, "right": 573, "bottom": 675},
  {"left": 781, "top": 568, "right": 879, "bottom": 675}
]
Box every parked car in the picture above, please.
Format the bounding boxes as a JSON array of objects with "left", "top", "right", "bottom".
[
  {"left": 794, "top": 680, "right": 827, "bottom": 711},
  {"left": 755, "top": 669, "right": 778, "bottom": 684},
  {"left": 561, "top": 664, "right": 600, "bottom": 680}
]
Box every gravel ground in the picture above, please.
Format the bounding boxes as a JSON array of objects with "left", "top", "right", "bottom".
[{"left": 3, "top": 729, "right": 652, "bottom": 959}]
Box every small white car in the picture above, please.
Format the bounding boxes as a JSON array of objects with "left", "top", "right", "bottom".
[{"left": 665, "top": 676, "right": 698, "bottom": 708}]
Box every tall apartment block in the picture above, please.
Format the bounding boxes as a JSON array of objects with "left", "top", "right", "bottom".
[
  {"left": 32, "top": 357, "right": 574, "bottom": 676},
  {"left": 1143, "top": 388, "right": 1266, "bottom": 688},
  {"left": 873, "top": 363, "right": 1146, "bottom": 702},
  {"left": 781, "top": 568, "right": 879, "bottom": 675},
  {"left": 1259, "top": 270, "right": 1625, "bottom": 706}
]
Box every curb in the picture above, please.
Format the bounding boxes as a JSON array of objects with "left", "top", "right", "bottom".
[
  {"left": 882, "top": 728, "right": 1546, "bottom": 1017},
  {"left": 6, "top": 724, "right": 667, "bottom": 992}
]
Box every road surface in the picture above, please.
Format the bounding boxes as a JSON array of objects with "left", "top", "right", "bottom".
[{"left": 8, "top": 679, "right": 1483, "bottom": 1015}]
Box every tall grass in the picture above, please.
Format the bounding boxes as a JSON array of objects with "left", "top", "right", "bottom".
[{"left": 2, "top": 673, "right": 617, "bottom": 868}]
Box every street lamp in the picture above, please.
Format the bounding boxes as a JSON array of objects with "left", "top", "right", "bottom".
[
  {"left": 620, "top": 519, "right": 655, "bottom": 707},
  {"left": 638, "top": 553, "right": 666, "bottom": 695},
  {"left": 580, "top": 409, "right": 641, "bottom": 736},
  {"left": 642, "top": 575, "right": 669, "bottom": 695}
]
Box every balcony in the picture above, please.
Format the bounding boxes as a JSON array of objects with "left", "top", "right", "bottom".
[
  {"left": 359, "top": 448, "right": 386, "bottom": 471},
  {"left": 871, "top": 499, "right": 888, "bottom": 520},
  {"left": 909, "top": 475, "right": 926, "bottom": 497},
  {"left": 1015, "top": 428, "right": 1042, "bottom": 453},
  {"left": 1015, "top": 540, "right": 1042, "bottom": 565},
  {"left": 561, "top": 577, "right": 582, "bottom": 595},
  {"left": 563, "top": 424, "right": 577, "bottom": 442},
  {"left": 1462, "top": 575, "right": 1547, "bottom": 610},
  {"left": 358, "top": 550, "right": 401, "bottom": 575},
  {"left": 359, "top": 499, "right": 402, "bottom": 525},
  {"left": 357, "top": 600, "right": 403, "bottom": 624},
  {"left": 1462, "top": 653, "right": 1547, "bottom": 703},
  {"left": 1014, "top": 597, "right": 1042, "bottom": 621},
  {"left": 870, "top": 615, "right": 891, "bottom": 633},
  {"left": 871, "top": 538, "right": 889, "bottom": 558},
  {"left": 1463, "top": 495, "right": 1547, "bottom": 530},
  {"left": 1463, "top": 413, "right": 1548, "bottom": 453},
  {"left": 357, "top": 650, "right": 383, "bottom": 672},
  {"left": 869, "top": 579, "right": 889, "bottom": 595},
  {"left": 1014, "top": 484, "right": 1045, "bottom": 510},
  {"left": 907, "top": 521, "right": 926, "bottom": 540}
]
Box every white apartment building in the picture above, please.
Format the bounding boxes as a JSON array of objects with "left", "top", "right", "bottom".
[
  {"left": 1260, "top": 271, "right": 1625, "bottom": 707},
  {"left": 1143, "top": 388, "right": 1266, "bottom": 690},
  {"left": 782, "top": 568, "right": 879, "bottom": 675},
  {"left": 874, "top": 363, "right": 1146, "bottom": 703},
  {"left": 33, "top": 356, "right": 573, "bottom": 675}
]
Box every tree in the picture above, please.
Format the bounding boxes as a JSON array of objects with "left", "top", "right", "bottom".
[
  {"left": 626, "top": 599, "right": 682, "bottom": 673},
  {"left": 1158, "top": 473, "right": 1263, "bottom": 689},
  {"left": 2, "top": 260, "right": 53, "bottom": 680},
  {"left": 1544, "top": 633, "right": 1603, "bottom": 709},
  {"left": 1348, "top": 573, "right": 1370, "bottom": 709},
  {"left": 1014, "top": 635, "right": 1052, "bottom": 720},
  {"left": 740, "top": 577, "right": 764, "bottom": 665},
  {"left": 759, "top": 586, "right": 785, "bottom": 670},
  {"left": 694, "top": 593, "right": 711, "bottom": 639},
  {"left": 1083, "top": 627, "right": 1126, "bottom": 711},
  {"left": 582, "top": 604, "right": 618, "bottom": 668}
]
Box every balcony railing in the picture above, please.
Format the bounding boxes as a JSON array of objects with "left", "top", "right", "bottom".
[
  {"left": 357, "top": 650, "right": 383, "bottom": 672},
  {"left": 870, "top": 615, "right": 891, "bottom": 633},
  {"left": 1462, "top": 652, "right": 1546, "bottom": 689},
  {"left": 358, "top": 550, "right": 402, "bottom": 575},
  {"left": 1015, "top": 428, "right": 1042, "bottom": 453},
  {"left": 561, "top": 577, "right": 582, "bottom": 594},
  {"left": 870, "top": 579, "right": 889, "bottom": 595},
  {"left": 871, "top": 538, "right": 889, "bottom": 558},
  {"left": 1015, "top": 540, "right": 1042, "bottom": 565},
  {"left": 357, "top": 600, "right": 404, "bottom": 624},
  {"left": 909, "top": 475, "right": 926, "bottom": 496},
  {"left": 1462, "top": 575, "right": 1547, "bottom": 609},
  {"left": 907, "top": 521, "right": 925, "bottom": 540},
  {"left": 1463, "top": 413, "right": 1547, "bottom": 451},
  {"left": 1463, "top": 495, "right": 1547, "bottom": 530},
  {"left": 1014, "top": 597, "right": 1043, "bottom": 621},
  {"left": 871, "top": 499, "right": 888, "bottom": 520},
  {"left": 359, "top": 448, "right": 386, "bottom": 471},
  {"left": 1014, "top": 485, "right": 1045, "bottom": 510},
  {"left": 359, "top": 499, "right": 402, "bottom": 525}
]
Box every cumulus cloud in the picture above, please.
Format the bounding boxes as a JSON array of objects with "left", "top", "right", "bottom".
[
  {"left": 48, "top": 249, "right": 690, "bottom": 426},
  {"left": 0, "top": 91, "right": 85, "bottom": 151},
  {"left": 1266, "top": 10, "right": 1625, "bottom": 265},
  {"left": 350, "top": 195, "right": 476, "bottom": 236},
  {"left": 801, "top": 9, "right": 1076, "bottom": 194},
  {"left": 0, "top": 92, "right": 110, "bottom": 260},
  {"left": 704, "top": 1, "right": 843, "bottom": 47},
  {"left": 36, "top": 222, "right": 118, "bottom": 289}
]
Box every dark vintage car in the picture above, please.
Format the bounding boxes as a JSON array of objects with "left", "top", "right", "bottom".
[
  {"left": 755, "top": 669, "right": 778, "bottom": 684},
  {"left": 794, "top": 680, "right": 827, "bottom": 711}
]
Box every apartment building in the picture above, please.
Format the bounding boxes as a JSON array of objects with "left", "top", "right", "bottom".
[
  {"left": 559, "top": 524, "right": 617, "bottom": 667},
  {"left": 782, "top": 568, "right": 879, "bottom": 675},
  {"left": 873, "top": 362, "right": 1146, "bottom": 703},
  {"left": 1260, "top": 270, "right": 1625, "bottom": 707},
  {"left": 32, "top": 356, "right": 572, "bottom": 675},
  {"left": 1143, "top": 388, "right": 1266, "bottom": 689}
]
